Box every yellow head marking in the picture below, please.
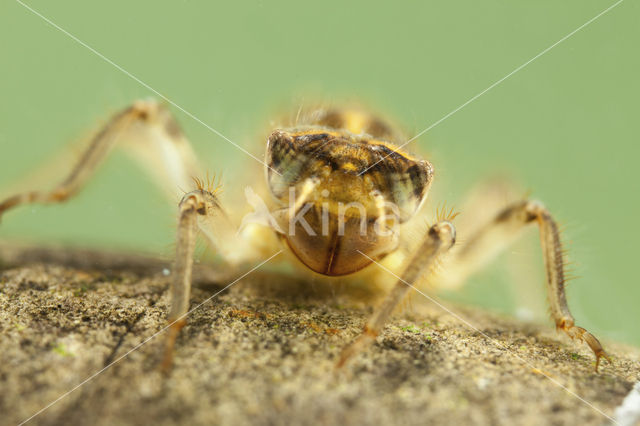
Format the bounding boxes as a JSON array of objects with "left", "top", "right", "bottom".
[{"left": 266, "top": 128, "right": 433, "bottom": 222}]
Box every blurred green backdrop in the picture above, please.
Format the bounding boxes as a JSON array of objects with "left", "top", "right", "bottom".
[{"left": 1, "top": 1, "right": 638, "bottom": 346}]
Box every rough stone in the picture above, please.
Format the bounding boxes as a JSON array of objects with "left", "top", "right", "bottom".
[{"left": 1, "top": 245, "right": 638, "bottom": 426}]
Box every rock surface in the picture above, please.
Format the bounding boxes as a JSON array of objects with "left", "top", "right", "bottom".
[{"left": 0, "top": 245, "right": 638, "bottom": 426}]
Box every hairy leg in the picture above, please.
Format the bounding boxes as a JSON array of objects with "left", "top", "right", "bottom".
[
  {"left": 162, "top": 190, "right": 216, "bottom": 370},
  {"left": 445, "top": 199, "right": 610, "bottom": 371},
  {"left": 337, "top": 220, "right": 456, "bottom": 367},
  {"left": 0, "top": 99, "right": 200, "bottom": 218},
  {"left": 0, "top": 100, "right": 256, "bottom": 369}
]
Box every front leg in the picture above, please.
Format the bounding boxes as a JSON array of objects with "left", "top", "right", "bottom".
[
  {"left": 161, "top": 189, "right": 223, "bottom": 371},
  {"left": 452, "top": 200, "right": 611, "bottom": 371},
  {"left": 338, "top": 221, "right": 456, "bottom": 367}
]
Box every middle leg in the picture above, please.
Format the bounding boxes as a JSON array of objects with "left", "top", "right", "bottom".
[{"left": 442, "top": 199, "right": 610, "bottom": 371}]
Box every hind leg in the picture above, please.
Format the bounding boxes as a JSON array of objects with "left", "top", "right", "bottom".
[
  {"left": 0, "top": 99, "right": 200, "bottom": 219},
  {"left": 0, "top": 100, "right": 252, "bottom": 370}
]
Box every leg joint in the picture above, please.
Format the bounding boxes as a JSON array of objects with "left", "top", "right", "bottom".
[
  {"left": 523, "top": 200, "right": 548, "bottom": 222},
  {"left": 179, "top": 190, "right": 220, "bottom": 216},
  {"left": 362, "top": 325, "right": 379, "bottom": 338},
  {"left": 428, "top": 220, "right": 457, "bottom": 248},
  {"left": 494, "top": 199, "right": 547, "bottom": 224}
]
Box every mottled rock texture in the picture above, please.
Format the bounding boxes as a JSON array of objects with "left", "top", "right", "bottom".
[{"left": 0, "top": 245, "right": 638, "bottom": 426}]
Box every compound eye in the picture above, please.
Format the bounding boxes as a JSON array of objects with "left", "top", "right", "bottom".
[
  {"left": 393, "top": 160, "right": 433, "bottom": 221},
  {"left": 265, "top": 130, "right": 306, "bottom": 200},
  {"left": 362, "top": 159, "right": 433, "bottom": 222}
]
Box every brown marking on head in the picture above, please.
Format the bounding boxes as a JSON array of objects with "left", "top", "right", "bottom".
[
  {"left": 264, "top": 124, "right": 433, "bottom": 276},
  {"left": 266, "top": 129, "right": 433, "bottom": 221}
]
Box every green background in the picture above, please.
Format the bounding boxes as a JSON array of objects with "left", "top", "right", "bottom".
[{"left": 1, "top": 1, "right": 638, "bottom": 346}]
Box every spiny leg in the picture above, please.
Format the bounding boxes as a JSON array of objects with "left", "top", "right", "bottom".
[
  {"left": 0, "top": 99, "right": 200, "bottom": 219},
  {"left": 0, "top": 96, "right": 253, "bottom": 267},
  {"left": 0, "top": 100, "right": 250, "bottom": 369},
  {"left": 446, "top": 200, "right": 611, "bottom": 372},
  {"left": 162, "top": 190, "right": 210, "bottom": 370},
  {"left": 337, "top": 220, "right": 456, "bottom": 368}
]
